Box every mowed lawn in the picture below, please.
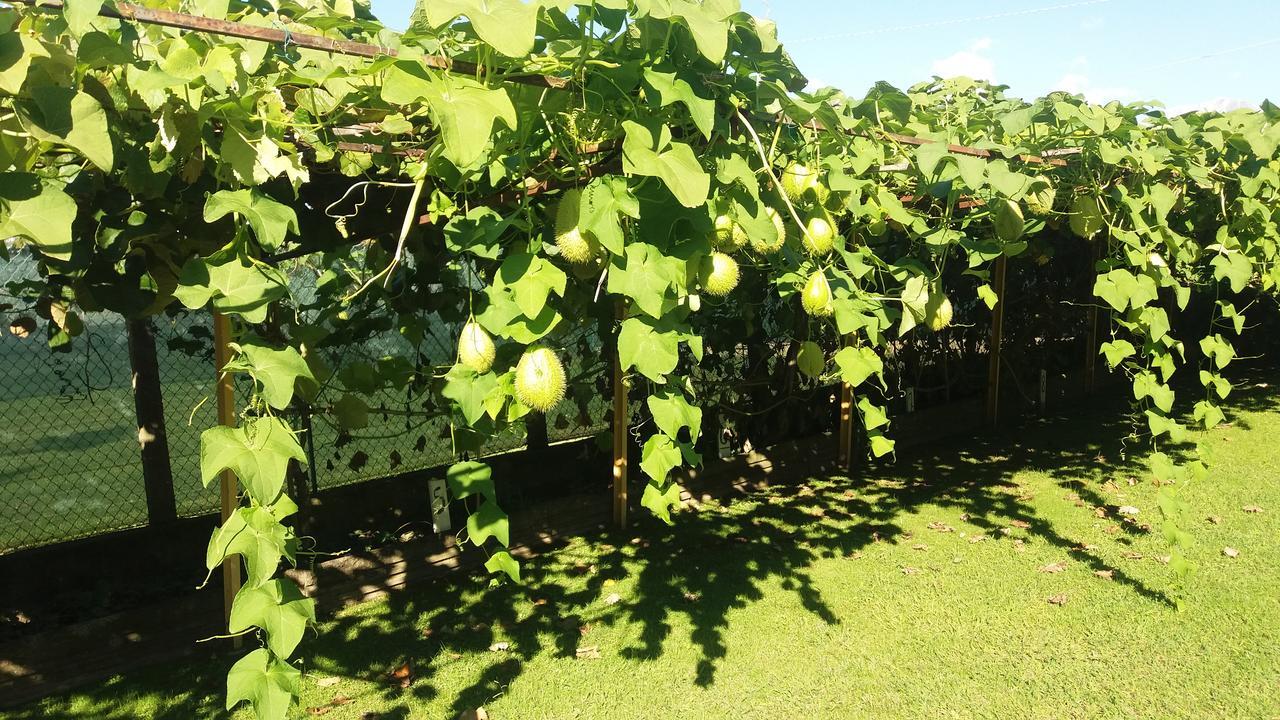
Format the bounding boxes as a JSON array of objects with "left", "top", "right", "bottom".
[{"left": 6, "top": 382, "right": 1280, "bottom": 720}]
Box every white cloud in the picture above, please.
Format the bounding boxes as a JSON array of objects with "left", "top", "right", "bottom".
[
  {"left": 930, "top": 37, "right": 995, "bottom": 81},
  {"left": 1052, "top": 73, "right": 1134, "bottom": 104},
  {"left": 1165, "top": 97, "right": 1256, "bottom": 116}
]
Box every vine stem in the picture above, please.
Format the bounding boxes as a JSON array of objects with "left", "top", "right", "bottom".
[
  {"left": 734, "top": 108, "right": 816, "bottom": 248},
  {"left": 344, "top": 175, "right": 426, "bottom": 302}
]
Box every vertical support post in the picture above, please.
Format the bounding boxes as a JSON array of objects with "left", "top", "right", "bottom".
[
  {"left": 1084, "top": 241, "right": 1101, "bottom": 394},
  {"left": 837, "top": 336, "right": 855, "bottom": 471},
  {"left": 126, "top": 317, "right": 177, "bottom": 527},
  {"left": 212, "top": 311, "right": 242, "bottom": 647},
  {"left": 985, "top": 256, "right": 1008, "bottom": 427},
  {"left": 611, "top": 300, "right": 628, "bottom": 529}
]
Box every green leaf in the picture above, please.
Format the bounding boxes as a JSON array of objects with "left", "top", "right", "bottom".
[
  {"left": 414, "top": 0, "right": 539, "bottom": 57},
  {"left": 1211, "top": 252, "right": 1252, "bottom": 293},
  {"left": 795, "top": 341, "right": 825, "bottom": 379},
  {"left": 976, "top": 283, "right": 999, "bottom": 309},
  {"left": 643, "top": 69, "right": 715, "bottom": 139},
  {"left": 618, "top": 316, "right": 680, "bottom": 383},
  {"left": 228, "top": 580, "right": 316, "bottom": 659},
  {"left": 1099, "top": 339, "right": 1136, "bottom": 368},
  {"left": 640, "top": 433, "right": 682, "bottom": 484},
  {"left": 332, "top": 394, "right": 369, "bottom": 430},
  {"left": 228, "top": 342, "right": 316, "bottom": 410},
  {"left": 621, "top": 120, "right": 709, "bottom": 208},
  {"left": 914, "top": 141, "right": 950, "bottom": 178},
  {"left": 63, "top": 0, "right": 104, "bottom": 36},
  {"left": 206, "top": 506, "right": 295, "bottom": 588},
  {"left": 578, "top": 176, "right": 638, "bottom": 256},
  {"left": 484, "top": 550, "right": 521, "bottom": 582},
  {"left": 204, "top": 190, "right": 300, "bottom": 253},
  {"left": 1199, "top": 334, "right": 1235, "bottom": 370},
  {"left": 174, "top": 257, "right": 289, "bottom": 323},
  {"left": 225, "top": 648, "right": 301, "bottom": 720},
  {"left": 1192, "top": 400, "right": 1226, "bottom": 430},
  {"left": 467, "top": 499, "right": 509, "bottom": 547},
  {"left": 442, "top": 364, "right": 500, "bottom": 425},
  {"left": 833, "top": 346, "right": 884, "bottom": 388},
  {"left": 447, "top": 460, "right": 494, "bottom": 501},
  {"left": 648, "top": 389, "right": 702, "bottom": 442},
  {"left": 0, "top": 34, "right": 49, "bottom": 95},
  {"left": 200, "top": 416, "right": 306, "bottom": 504},
  {"left": 644, "top": 0, "right": 734, "bottom": 63},
  {"left": 498, "top": 253, "right": 567, "bottom": 319},
  {"left": 23, "top": 86, "right": 114, "bottom": 171},
  {"left": 608, "top": 243, "right": 686, "bottom": 318},
  {"left": 0, "top": 177, "right": 76, "bottom": 261},
  {"left": 868, "top": 432, "right": 895, "bottom": 458},
  {"left": 857, "top": 397, "right": 889, "bottom": 431},
  {"left": 381, "top": 63, "right": 517, "bottom": 167},
  {"left": 641, "top": 479, "right": 683, "bottom": 524},
  {"left": 1092, "top": 269, "right": 1158, "bottom": 313}
]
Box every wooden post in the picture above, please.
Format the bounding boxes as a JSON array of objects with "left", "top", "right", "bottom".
[
  {"left": 611, "top": 300, "right": 628, "bottom": 528},
  {"left": 1083, "top": 241, "right": 1101, "bottom": 394},
  {"left": 837, "top": 336, "right": 855, "bottom": 471},
  {"left": 126, "top": 317, "right": 177, "bottom": 527},
  {"left": 212, "top": 311, "right": 242, "bottom": 647},
  {"left": 985, "top": 256, "right": 1008, "bottom": 427}
]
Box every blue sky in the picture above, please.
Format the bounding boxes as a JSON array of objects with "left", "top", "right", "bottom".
[{"left": 370, "top": 0, "right": 1279, "bottom": 112}]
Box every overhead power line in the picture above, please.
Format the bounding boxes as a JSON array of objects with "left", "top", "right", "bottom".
[
  {"left": 1134, "top": 36, "right": 1280, "bottom": 72},
  {"left": 792, "top": 0, "right": 1115, "bottom": 42}
]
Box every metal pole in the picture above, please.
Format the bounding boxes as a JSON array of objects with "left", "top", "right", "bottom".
[
  {"left": 985, "top": 256, "right": 1008, "bottom": 427},
  {"left": 837, "top": 336, "right": 855, "bottom": 471},
  {"left": 126, "top": 317, "right": 178, "bottom": 527},
  {"left": 212, "top": 311, "right": 242, "bottom": 648},
  {"left": 611, "top": 300, "right": 628, "bottom": 529}
]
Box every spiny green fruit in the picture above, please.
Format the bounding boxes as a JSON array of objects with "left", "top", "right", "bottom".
[
  {"left": 927, "top": 296, "right": 954, "bottom": 332},
  {"left": 712, "top": 214, "right": 748, "bottom": 251},
  {"left": 801, "top": 270, "right": 834, "bottom": 317},
  {"left": 1025, "top": 176, "right": 1057, "bottom": 216},
  {"left": 780, "top": 164, "right": 813, "bottom": 201},
  {"left": 803, "top": 215, "right": 836, "bottom": 255},
  {"left": 701, "top": 252, "right": 740, "bottom": 297},
  {"left": 514, "top": 346, "right": 566, "bottom": 412},
  {"left": 1069, "top": 194, "right": 1104, "bottom": 240},
  {"left": 457, "top": 321, "right": 495, "bottom": 374},
  {"left": 554, "top": 189, "right": 599, "bottom": 264},
  {"left": 753, "top": 207, "right": 787, "bottom": 254}
]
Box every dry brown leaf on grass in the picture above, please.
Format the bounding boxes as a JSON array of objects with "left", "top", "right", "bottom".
[
  {"left": 604, "top": 592, "right": 622, "bottom": 605},
  {"left": 1094, "top": 507, "right": 1108, "bottom": 518},
  {"left": 1046, "top": 593, "right": 1069, "bottom": 606},
  {"left": 901, "top": 566, "right": 921, "bottom": 575},
  {"left": 307, "top": 707, "right": 332, "bottom": 716},
  {"left": 912, "top": 543, "right": 929, "bottom": 551},
  {"left": 1118, "top": 505, "right": 1140, "bottom": 516},
  {"left": 1038, "top": 561, "right": 1068, "bottom": 574},
  {"left": 1206, "top": 515, "right": 1222, "bottom": 525},
  {"left": 1009, "top": 520, "right": 1032, "bottom": 529},
  {"left": 968, "top": 534, "right": 987, "bottom": 544},
  {"left": 575, "top": 646, "right": 602, "bottom": 660},
  {"left": 1243, "top": 505, "right": 1264, "bottom": 514},
  {"left": 1122, "top": 551, "right": 1144, "bottom": 560},
  {"left": 927, "top": 521, "right": 955, "bottom": 533},
  {"left": 455, "top": 709, "right": 489, "bottom": 720},
  {"left": 315, "top": 677, "right": 340, "bottom": 688},
  {"left": 1094, "top": 570, "right": 1114, "bottom": 580},
  {"left": 1223, "top": 547, "right": 1240, "bottom": 558},
  {"left": 388, "top": 661, "right": 413, "bottom": 689},
  {"left": 489, "top": 642, "right": 510, "bottom": 652}
]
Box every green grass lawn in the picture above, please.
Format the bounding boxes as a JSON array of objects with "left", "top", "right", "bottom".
[{"left": 6, "top": 383, "right": 1280, "bottom": 720}]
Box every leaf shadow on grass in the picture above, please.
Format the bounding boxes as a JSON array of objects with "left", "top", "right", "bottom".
[{"left": 12, "top": 378, "right": 1279, "bottom": 719}]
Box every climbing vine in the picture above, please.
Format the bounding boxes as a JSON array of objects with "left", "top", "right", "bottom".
[{"left": 3, "top": 0, "right": 1279, "bottom": 716}]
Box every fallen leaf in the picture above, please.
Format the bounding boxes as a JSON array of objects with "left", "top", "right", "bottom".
[
  {"left": 489, "top": 642, "right": 510, "bottom": 652},
  {"left": 1103, "top": 524, "right": 1121, "bottom": 534},
  {"left": 1122, "top": 551, "right": 1143, "bottom": 560},
  {"left": 1046, "top": 593, "right": 1069, "bottom": 606},
  {"left": 361, "top": 712, "right": 382, "bottom": 720},
  {"left": 901, "top": 566, "right": 921, "bottom": 575},
  {"left": 455, "top": 709, "right": 489, "bottom": 720},
  {"left": 1093, "top": 507, "right": 1108, "bottom": 518},
  {"left": 315, "top": 677, "right": 340, "bottom": 688},
  {"left": 388, "top": 661, "right": 413, "bottom": 689},
  {"left": 331, "top": 696, "right": 353, "bottom": 706},
  {"left": 1206, "top": 515, "right": 1222, "bottom": 525},
  {"left": 1075, "top": 543, "right": 1099, "bottom": 551},
  {"left": 532, "top": 598, "right": 548, "bottom": 607},
  {"left": 1010, "top": 520, "right": 1032, "bottom": 529},
  {"left": 927, "top": 522, "right": 954, "bottom": 533},
  {"left": 911, "top": 543, "right": 929, "bottom": 551},
  {"left": 307, "top": 707, "right": 332, "bottom": 716},
  {"left": 1094, "top": 570, "right": 1114, "bottom": 580},
  {"left": 682, "top": 591, "right": 701, "bottom": 602},
  {"left": 1013, "top": 539, "right": 1026, "bottom": 553},
  {"left": 968, "top": 534, "right": 987, "bottom": 544},
  {"left": 847, "top": 550, "right": 864, "bottom": 559},
  {"left": 1223, "top": 547, "right": 1240, "bottom": 558},
  {"left": 604, "top": 593, "right": 621, "bottom": 605},
  {"left": 1243, "top": 505, "right": 1264, "bottom": 514},
  {"left": 1155, "top": 555, "right": 1170, "bottom": 565},
  {"left": 1038, "top": 561, "right": 1068, "bottom": 574},
  {"left": 575, "top": 646, "right": 602, "bottom": 660},
  {"left": 1118, "top": 505, "right": 1140, "bottom": 516}
]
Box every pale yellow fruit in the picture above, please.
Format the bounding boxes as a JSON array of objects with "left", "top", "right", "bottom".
[
  {"left": 457, "top": 321, "right": 495, "bottom": 374},
  {"left": 803, "top": 215, "right": 836, "bottom": 255},
  {"left": 555, "top": 189, "right": 599, "bottom": 264},
  {"left": 713, "top": 214, "right": 748, "bottom": 251},
  {"left": 927, "top": 296, "right": 954, "bottom": 331},
  {"left": 514, "top": 346, "right": 567, "bottom": 412},
  {"left": 701, "top": 252, "right": 740, "bottom": 296},
  {"left": 801, "top": 271, "right": 834, "bottom": 317},
  {"left": 781, "top": 164, "right": 816, "bottom": 202}
]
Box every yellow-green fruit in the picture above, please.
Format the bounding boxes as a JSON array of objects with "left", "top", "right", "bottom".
[
  {"left": 514, "top": 346, "right": 567, "bottom": 412},
  {"left": 555, "top": 189, "right": 599, "bottom": 264},
  {"left": 701, "top": 252, "right": 740, "bottom": 296},
  {"left": 753, "top": 207, "right": 787, "bottom": 254},
  {"left": 803, "top": 215, "right": 836, "bottom": 255},
  {"left": 457, "top": 321, "right": 495, "bottom": 374},
  {"left": 927, "top": 296, "right": 954, "bottom": 331},
  {"left": 801, "top": 271, "right": 834, "bottom": 317},
  {"left": 781, "top": 164, "right": 816, "bottom": 202},
  {"left": 1025, "top": 176, "right": 1057, "bottom": 216},
  {"left": 712, "top": 214, "right": 748, "bottom": 251}
]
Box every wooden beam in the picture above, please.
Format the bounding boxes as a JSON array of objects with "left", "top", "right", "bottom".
[
  {"left": 126, "top": 318, "right": 178, "bottom": 528},
  {"left": 985, "top": 256, "right": 1008, "bottom": 426},
  {"left": 10, "top": 0, "right": 568, "bottom": 88},
  {"left": 837, "top": 336, "right": 855, "bottom": 471},
  {"left": 211, "top": 312, "right": 242, "bottom": 648},
  {"left": 611, "top": 300, "right": 629, "bottom": 528}
]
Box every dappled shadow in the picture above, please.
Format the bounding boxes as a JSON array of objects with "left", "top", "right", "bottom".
[{"left": 8, "top": 370, "right": 1278, "bottom": 718}]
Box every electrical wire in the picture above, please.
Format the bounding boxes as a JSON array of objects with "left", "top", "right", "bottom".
[{"left": 792, "top": 0, "right": 1115, "bottom": 42}]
